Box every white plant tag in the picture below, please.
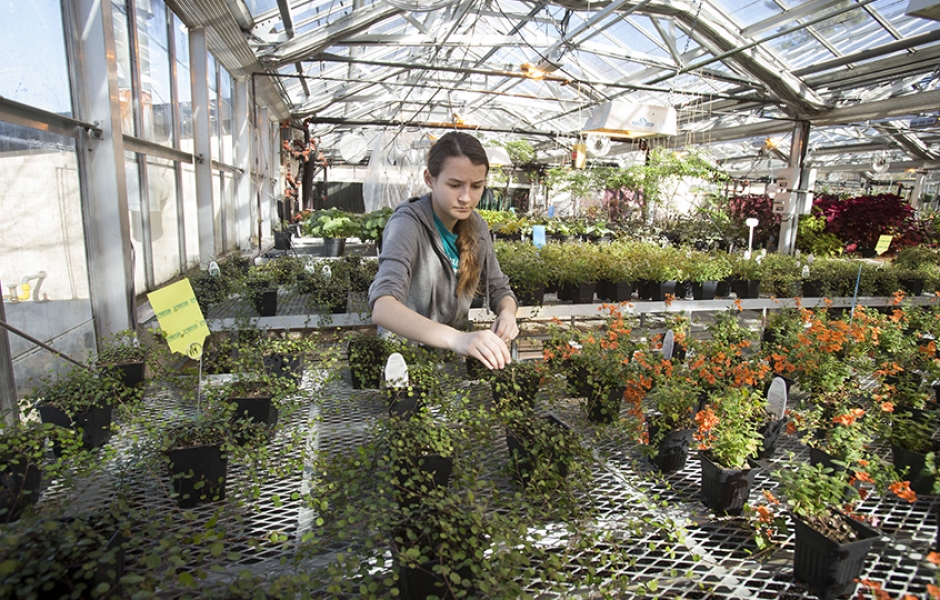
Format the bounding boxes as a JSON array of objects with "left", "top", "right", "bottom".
[
  {"left": 208, "top": 261, "right": 221, "bottom": 277},
  {"left": 384, "top": 352, "right": 409, "bottom": 388},
  {"left": 304, "top": 261, "right": 317, "bottom": 274},
  {"left": 661, "top": 330, "right": 675, "bottom": 360},
  {"left": 802, "top": 265, "right": 811, "bottom": 279},
  {"left": 767, "top": 377, "right": 788, "bottom": 420},
  {"left": 322, "top": 265, "right": 332, "bottom": 279}
]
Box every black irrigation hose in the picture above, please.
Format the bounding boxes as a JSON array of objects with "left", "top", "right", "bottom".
[{"left": 0, "top": 317, "right": 89, "bottom": 370}]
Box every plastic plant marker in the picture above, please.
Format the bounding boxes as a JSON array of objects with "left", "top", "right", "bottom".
[
  {"left": 661, "top": 330, "right": 675, "bottom": 361},
  {"left": 208, "top": 261, "right": 221, "bottom": 277},
  {"left": 532, "top": 225, "right": 546, "bottom": 248},
  {"left": 385, "top": 352, "right": 409, "bottom": 388},
  {"left": 767, "top": 377, "right": 788, "bottom": 420}
]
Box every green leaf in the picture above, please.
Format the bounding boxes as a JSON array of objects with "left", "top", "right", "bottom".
[
  {"left": 179, "top": 571, "right": 195, "bottom": 587},
  {"left": 210, "top": 541, "right": 224, "bottom": 557},
  {"left": 145, "top": 553, "right": 162, "bottom": 569},
  {"left": 0, "top": 560, "right": 18, "bottom": 575}
]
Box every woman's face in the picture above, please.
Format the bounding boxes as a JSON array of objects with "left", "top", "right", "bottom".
[{"left": 425, "top": 155, "right": 487, "bottom": 231}]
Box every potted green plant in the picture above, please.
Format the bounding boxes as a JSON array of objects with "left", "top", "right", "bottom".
[
  {"left": 539, "top": 241, "right": 601, "bottom": 304},
  {"left": 502, "top": 410, "right": 582, "bottom": 487},
  {"left": 242, "top": 266, "right": 278, "bottom": 317},
  {"left": 642, "top": 365, "right": 700, "bottom": 473},
  {"left": 0, "top": 421, "right": 70, "bottom": 523},
  {"left": 773, "top": 461, "right": 882, "bottom": 600},
  {"left": 888, "top": 412, "right": 939, "bottom": 495},
  {"left": 385, "top": 411, "right": 460, "bottom": 512},
  {"left": 595, "top": 241, "right": 635, "bottom": 302},
  {"left": 31, "top": 366, "right": 122, "bottom": 452},
  {"left": 490, "top": 360, "right": 542, "bottom": 410},
  {"left": 494, "top": 240, "right": 548, "bottom": 305},
  {"left": 359, "top": 207, "right": 393, "bottom": 251},
  {"left": 95, "top": 329, "right": 149, "bottom": 392},
  {"left": 159, "top": 413, "right": 232, "bottom": 508},
  {"left": 347, "top": 332, "right": 395, "bottom": 389},
  {"left": 729, "top": 254, "right": 763, "bottom": 299},
  {"left": 302, "top": 208, "right": 360, "bottom": 256},
  {"left": 694, "top": 386, "right": 764, "bottom": 515},
  {"left": 684, "top": 250, "right": 732, "bottom": 300}
]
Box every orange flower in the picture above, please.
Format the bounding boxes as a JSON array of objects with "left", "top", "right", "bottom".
[
  {"left": 853, "top": 471, "right": 874, "bottom": 484},
  {"left": 734, "top": 298, "right": 743, "bottom": 311},
  {"left": 762, "top": 490, "right": 779, "bottom": 505},
  {"left": 756, "top": 505, "right": 774, "bottom": 523},
  {"left": 927, "top": 551, "right": 940, "bottom": 565},
  {"left": 664, "top": 293, "right": 675, "bottom": 306},
  {"left": 889, "top": 480, "right": 918, "bottom": 503},
  {"left": 832, "top": 408, "right": 865, "bottom": 427},
  {"left": 929, "top": 583, "right": 940, "bottom": 599},
  {"left": 880, "top": 401, "right": 894, "bottom": 413}
]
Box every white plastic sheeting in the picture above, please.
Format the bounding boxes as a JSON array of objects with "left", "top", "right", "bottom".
[{"left": 362, "top": 129, "right": 427, "bottom": 212}]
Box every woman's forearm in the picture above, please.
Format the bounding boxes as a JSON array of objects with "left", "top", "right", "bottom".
[{"left": 371, "top": 296, "right": 462, "bottom": 351}]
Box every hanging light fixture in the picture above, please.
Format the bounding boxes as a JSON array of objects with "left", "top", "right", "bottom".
[{"left": 582, "top": 100, "right": 678, "bottom": 138}]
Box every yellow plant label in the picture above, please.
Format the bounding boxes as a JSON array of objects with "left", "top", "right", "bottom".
[
  {"left": 147, "top": 279, "right": 209, "bottom": 358},
  {"left": 874, "top": 234, "right": 893, "bottom": 256}
]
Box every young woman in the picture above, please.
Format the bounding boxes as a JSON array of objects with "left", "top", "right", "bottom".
[{"left": 368, "top": 132, "right": 519, "bottom": 370}]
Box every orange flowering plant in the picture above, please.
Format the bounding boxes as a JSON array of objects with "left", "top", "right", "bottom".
[
  {"left": 694, "top": 386, "right": 766, "bottom": 470},
  {"left": 778, "top": 306, "right": 869, "bottom": 395},
  {"left": 639, "top": 363, "right": 701, "bottom": 458}
]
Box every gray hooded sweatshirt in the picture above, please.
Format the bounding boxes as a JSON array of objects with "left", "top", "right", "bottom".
[{"left": 368, "top": 194, "right": 516, "bottom": 328}]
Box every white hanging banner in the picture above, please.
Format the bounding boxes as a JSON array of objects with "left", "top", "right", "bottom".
[
  {"left": 384, "top": 352, "right": 409, "bottom": 388},
  {"left": 767, "top": 377, "right": 788, "bottom": 420},
  {"left": 661, "top": 330, "right": 675, "bottom": 361}
]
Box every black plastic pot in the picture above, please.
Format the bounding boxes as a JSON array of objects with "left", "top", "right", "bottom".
[
  {"left": 229, "top": 395, "right": 279, "bottom": 444},
  {"left": 263, "top": 353, "right": 304, "bottom": 385},
  {"left": 634, "top": 280, "right": 652, "bottom": 301},
  {"left": 515, "top": 284, "right": 545, "bottom": 306},
  {"left": 586, "top": 387, "right": 622, "bottom": 424},
  {"left": 899, "top": 278, "right": 925, "bottom": 296},
  {"left": 559, "top": 282, "right": 596, "bottom": 304},
  {"left": 322, "top": 237, "right": 346, "bottom": 257},
  {"left": 602, "top": 280, "right": 634, "bottom": 302},
  {"left": 891, "top": 443, "right": 938, "bottom": 495},
  {"left": 397, "top": 554, "right": 473, "bottom": 600},
  {"left": 809, "top": 447, "right": 862, "bottom": 500},
  {"left": 40, "top": 525, "right": 126, "bottom": 600},
  {"left": 166, "top": 444, "right": 228, "bottom": 508},
  {"left": 731, "top": 279, "right": 761, "bottom": 299},
  {"left": 648, "top": 280, "right": 677, "bottom": 302},
  {"left": 274, "top": 230, "right": 291, "bottom": 250},
  {"left": 647, "top": 421, "right": 693, "bottom": 473},
  {"left": 39, "top": 404, "right": 113, "bottom": 452},
  {"left": 715, "top": 278, "right": 733, "bottom": 298},
  {"left": 690, "top": 281, "right": 718, "bottom": 300},
  {"left": 699, "top": 453, "right": 759, "bottom": 516},
  {"left": 388, "top": 387, "right": 427, "bottom": 418},
  {"left": 394, "top": 454, "right": 453, "bottom": 511},
  {"left": 110, "top": 361, "right": 145, "bottom": 389},
  {"left": 792, "top": 512, "right": 879, "bottom": 600},
  {"left": 252, "top": 288, "right": 278, "bottom": 316},
  {"left": 0, "top": 455, "right": 41, "bottom": 523}
]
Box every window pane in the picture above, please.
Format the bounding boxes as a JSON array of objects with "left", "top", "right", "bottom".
[
  {"left": 125, "top": 151, "right": 147, "bottom": 292},
  {"left": 136, "top": 0, "right": 173, "bottom": 144},
  {"left": 220, "top": 67, "right": 233, "bottom": 164},
  {"left": 181, "top": 162, "right": 199, "bottom": 268},
  {"left": 147, "top": 157, "right": 181, "bottom": 285},
  {"left": 0, "top": 0, "right": 71, "bottom": 114},
  {"left": 174, "top": 14, "right": 193, "bottom": 150},
  {"left": 112, "top": 0, "right": 136, "bottom": 135},
  {"left": 0, "top": 122, "right": 94, "bottom": 393}
]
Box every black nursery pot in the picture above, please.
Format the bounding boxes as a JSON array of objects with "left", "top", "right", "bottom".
[
  {"left": 263, "top": 353, "right": 304, "bottom": 385},
  {"left": 322, "top": 237, "right": 346, "bottom": 257},
  {"left": 587, "top": 387, "right": 622, "bottom": 424},
  {"left": 792, "top": 512, "right": 879, "bottom": 600},
  {"left": 491, "top": 368, "right": 540, "bottom": 410},
  {"left": 0, "top": 455, "right": 42, "bottom": 523},
  {"left": 166, "top": 444, "right": 228, "bottom": 508},
  {"left": 397, "top": 553, "right": 473, "bottom": 600},
  {"left": 648, "top": 280, "right": 677, "bottom": 302},
  {"left": 891, "top": 443, "right": 938, "bottom": 495},
  {"left": 596, "top": 280, "right": 634, "bottom": 302},
  {"left": 394, "top": 453, "right": 453, "bottom": 511},
  {"left": 253, "top": 288, "right": 278, "bottom": 316},
  {"left": 515, "top": 284, "right": 545, "bottom": 306},
  {"left": 559, "top": 282, "right": 597, "bottom": 304},
  {"left": 41, "top": 524, "right": 126, "bottom": 600},
  {"left": 731, "top": 279, "right": 760, "bottom": 299},
  {"left": 699, "top": 453, "right": 759, "bottom": 516},
  {"left": 39, "top": 404, "right": 113, "bottom": 452},
  {"left": 110, "top": 361, "right": 145, "bottom": 389},
  {"left": 690, "top": 281, "right": 718, "bottom": 300},
  {"left": 899, "top": 278, "right": 925, "bottom": 296},
  {"left": 647, "top": 420, "right": 693, "bottom": 473},
  {"left": 387, "top": 387, "right": 427, "bottom": 418}
]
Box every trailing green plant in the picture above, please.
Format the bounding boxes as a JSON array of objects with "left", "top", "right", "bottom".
[{"left": 30, "top": 365, "right": 122, "bottom": 414}]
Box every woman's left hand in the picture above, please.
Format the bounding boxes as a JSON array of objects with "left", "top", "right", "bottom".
[{"left": 491, "top": 311, "right": 519, "bottom": 343}]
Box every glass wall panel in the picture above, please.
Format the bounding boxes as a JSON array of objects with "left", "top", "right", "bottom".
[
  {"left": 112, "top": 1, "right": 136, "bottom": 135},
  {"left": 221, "top": 172, "right": 236, "bottom": 252},
  {"left": 135, "top": 0, "right": 173, "bottom": 145},
  {"left": 212, "top": 172, "right": 223, "bottom": 256},
  {"left": 220, "top": 68, "right": 233, "bottom": 165},
  {"left": 147, "top": 157, "right": 181, "bottom": 284},
  {"left": 0, "top": 1, "right": 71, "bottom": 115},
  {"left": 0, "top": 123, "right": 94, "bottom": 393},
  {"left": 174, "top": 14, "right": 193, "bottom": 152},
  {"left": 208, "top": 54, "right": 221, "bottom": 163},
  {"left": 125, "top": 152, "right": 147, "bottom": 293},
  {"left": 181, "top": 162, "right": 200, "bottom": 268}
]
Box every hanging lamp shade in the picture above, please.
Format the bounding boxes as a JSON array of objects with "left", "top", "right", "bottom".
[{"left": 582, "top": 100, "right": 678, "bottom": 138}]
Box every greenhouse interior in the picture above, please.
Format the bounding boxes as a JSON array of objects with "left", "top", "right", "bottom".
[{"left": 4, "top": 0, "right": 940, "bottom": 598}]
